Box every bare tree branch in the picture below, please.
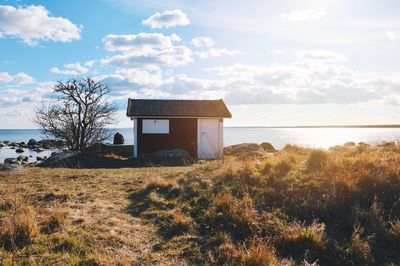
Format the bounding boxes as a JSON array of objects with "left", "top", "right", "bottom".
[{"left": 35, "top": 78, "right": 117, "bottom": 152}]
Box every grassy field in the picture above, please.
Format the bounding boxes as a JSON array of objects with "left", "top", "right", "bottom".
[{"left": 1, "top": 144, "right": 400, "bottom": 265}]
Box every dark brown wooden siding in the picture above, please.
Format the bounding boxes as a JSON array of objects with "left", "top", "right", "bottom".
[{"left": 137, "top": 118, "right": 197, "bottom": 158}]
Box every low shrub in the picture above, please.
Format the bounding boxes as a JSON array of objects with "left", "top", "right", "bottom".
[
  {"left": 346, "top": 225, "right": 374, "bottom": 265},
  {"left": 40, "top": 209, "right": 66, "bottom": 234},
  {"left": 0, "top": 194, "right": 38, "bottom": 251},
  {"left": 208, "top": 192, "right": 256, "bottom": 241},
  {"left": 306, "top": 150, "right": 328, "bottom": 172},
  {"left": 273, "top": 160, "right": 292, "bottom": 178}
]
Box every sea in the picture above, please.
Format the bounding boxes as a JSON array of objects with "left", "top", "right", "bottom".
[{"left": 1, "top": 127, "right": 400, "bottom": 163}]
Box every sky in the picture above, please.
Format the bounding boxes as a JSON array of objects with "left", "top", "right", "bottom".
[{"left": 0, "top": 0, "right": 400, "bottom": 128}]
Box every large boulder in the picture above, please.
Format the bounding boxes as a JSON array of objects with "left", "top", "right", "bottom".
[
  {"left": 378, "top": 141, "right": 396, "bottom": 147},
  {"left": 28, "top": 139, "right": 37, "bottom": 146},
  {"left": 260, "top": 142, "right": 277, "bottom": 152},
  {"left": 9, "top": 142, "right": 17, "bottom": 147},
  {"left": 224, "top": 143, "right": 268, "bottom": 158},
  {"left": 343, "top": 142, "right": 356, "bottom": 147},
  {"left": 39, "top": 151, "right": 89, "bottom": 168},
  {"left": 19, "top": 142, "right": 27, "bottom": 148},
  {"left": 113, "top": 132, "right": 124, "bottom": 145},
  {"left": 38, "top": 151, "right": 131, "bottom": 168},
  {"left": 4, "top": 158, "right": 18, "bottom": 164},
  {"left": 17, "top": 156, "right": 28, "bottom": 162},
  {"left": 15, "top": 148, "right": 24, "bottom": 153}
]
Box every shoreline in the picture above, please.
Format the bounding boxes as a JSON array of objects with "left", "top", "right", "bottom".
[{"left": 2, "top": 124, "right": 400, "bottom": 131}]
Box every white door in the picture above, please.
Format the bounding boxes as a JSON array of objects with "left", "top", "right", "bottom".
[{"left": 198, "top": 119, "right": 222, "bottom": 159}]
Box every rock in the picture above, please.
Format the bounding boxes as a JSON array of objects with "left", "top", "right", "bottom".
[
  {"left": 28, "top": 139, "right": 37, "bottom": 146},
  {"left": 9, "top": 142, "right": 17, "bottom": 147},
  {"left": 0, "top": 143, "right": 4, "bottom": 148},
  {"left": 260, "top": 142, "right": 277, "bottom": 152},
  {"left": 4, "top": 158, "right": 18, "bottom": 164},
  {"left": 113, "top": 132, "right": 125, "bottom": 145},
  {"left": 343, "top": 142, "right": 356, "bottom": 147},
  {"left": 15, "top": 148, "right": 24, "bottom": 153},
  {"left": 37, "top": 156, "right": 44, "bottom": 161},
  {"left": 358, "top": 142, "right": 370, "bottom": 147},
  {"left": 224, "top": 143, "right": 267, "bottom": 158},
  {"left": 51, "top": 152, "right": 59, "bottom": 157},
  {"left": 42, "top": 144, "right": 50, "bottom": 149},
  {"left": 17, "top": 156, "right": 28, "bottom": 162},
  {"left": 19, "top": 142, "right": 27, "bottom": 148},
  {"left": 34, "top": 148, "right": 43, "bottom": 153},
  {"left": 378, "top": 142, "right": 396, "bottom": 147},
  {"left": 3, "top": 141, "right": 9, "bottom": 144},
  {"left": 39, "top": 151, "right": 98, "bottom": 168}
]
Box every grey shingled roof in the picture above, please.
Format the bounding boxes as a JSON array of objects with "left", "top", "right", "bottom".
[{"left": 126, "top": 99, "right": 232, "bottom": 118}]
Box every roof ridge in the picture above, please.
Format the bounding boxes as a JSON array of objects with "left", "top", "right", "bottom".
[{"left": 126, "top": 98, "right": 232, "bottom": 118}]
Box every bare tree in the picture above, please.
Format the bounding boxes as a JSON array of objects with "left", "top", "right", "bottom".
[{"left": 35, "top": 78, "right": 117, "bottom": 152}]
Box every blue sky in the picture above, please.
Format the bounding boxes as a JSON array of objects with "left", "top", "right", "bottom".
[{"left": 1, "top": 0, "right": 400, "bottom": 128}]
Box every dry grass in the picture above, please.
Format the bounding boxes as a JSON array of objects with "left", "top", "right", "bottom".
[
  {"left": 1, "top": 143, "right": 400, "bottom": 265},
  {"left": 0, "top": 166, "right": 189, "bottom": 265}
]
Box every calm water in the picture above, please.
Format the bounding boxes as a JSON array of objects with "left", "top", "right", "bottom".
[{"left": 1, "top": 127, "right": 400, "bottom": 163}]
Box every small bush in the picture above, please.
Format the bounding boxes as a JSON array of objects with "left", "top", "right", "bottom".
[
  {"left": 218, "top": 239, "right": 278, "bottom": 266},
  {"left": 262, "top": 161, "right": 273, "bottom": 176},
  {"left": 0, "top": 212, "right": 38, "bottom": 250},
  {"left": 243, "top": 240, "right": 278, "bottom": 266},
  {"left": 388, "top": 220, "right": 400, "bottom": 244},
  {"left": 210, "top": 192, "right": 256, "bottom": 240},
  {"left": 0, "top": 194, "right": 38, "bottom": 251},
  {"left": 273, "top": 160, "right": 291, "bottom": 178},
  {"left": 154, "top": 209, "right": 193, "bottom": 239},
  {"left": 346, "top": 225, "right": 374, "bottom": 265},
  {"left": 50, "top": 234, "right": 87, "bottom": 255},
  {"left": 40, "top": 209, "right": 66, "bottom": 234},
  {"left": 278, "top": 221, "right": 326, "bottom": 260},
  {"left": 306, "top": 150, "right": 328, "bottom": 172}
]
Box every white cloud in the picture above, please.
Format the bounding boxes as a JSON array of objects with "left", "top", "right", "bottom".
[
  {"left": 142, "top": 9, "right": 190, "bottom": 29},
  {"left": 297, "top": 50, "right": 347, "bottom": 63},
  {"left": 101, "top": 45, "right": 193, "bottom": 69},
  {"left": 101, "top": 32, "right": 193, "bottom": 69},
  {"left": 281, "top": 9, "right": 326, "bottom": 22},
  {"left": 191, "top": 36, "right": 215, "bottom": 47},
  {"left": 103, "top": 33, "right": 181, "bottom": 53},
  {"left": 50, "top": 62, "right": 88, "bottom": 75},
  {"left": 0, "top": 72, "right": 13, "bottom": 83},
  {"left": 271, "top": 49, "right": 288, "bottom": 55},
  {"left": 0, "top": 5, "right": 81, "bottom": 46},
  {"left": 386, "top": 31, "right": 400, "bottom": 40},
  {"left": 84, "top": 60, "right": 96, "bottom": 67},
  {"left": 203, "top": 58, "right": 394, "bottom": 105},
  {"left": 196, "top": 48, "right": 242, "bottom": 59},
  {"left": 14, "top": 72, "right": 35, "bottom": 84},
  {"left": 0, "top": 72, "right": 35, "bottom": 84}
]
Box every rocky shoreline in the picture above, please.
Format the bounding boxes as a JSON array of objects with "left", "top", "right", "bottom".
[
  {"left": 1, "top": 140, "right": 397, "bottom": 170},
  {"left": 0, "top": 138, "right": 66, "bottom": 167}
]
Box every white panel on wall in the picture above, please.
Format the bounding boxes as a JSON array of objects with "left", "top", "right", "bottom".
[{"left": 143, "top": 119, "right": 169, "bottom": 134}]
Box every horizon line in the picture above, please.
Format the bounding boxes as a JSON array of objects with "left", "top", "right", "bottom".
[{"left": 2, "top": 124, "right": 400, "bottom": 130}]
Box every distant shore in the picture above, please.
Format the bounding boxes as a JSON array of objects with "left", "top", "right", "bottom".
[
  {"left": 227, "top": 124, "right": 400, "bottom": 128},
  {"left": 2, "top": 124, "right": 400, "bottom": 130}
]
